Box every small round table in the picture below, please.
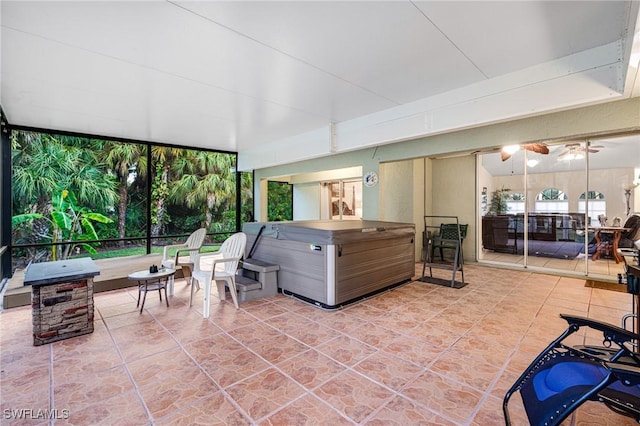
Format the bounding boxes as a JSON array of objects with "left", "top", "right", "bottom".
[{"left": 128, "top": 268, "right": 176, "bottom": 313}]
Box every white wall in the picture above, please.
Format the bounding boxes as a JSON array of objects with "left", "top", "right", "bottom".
[
  {"left": 380, "top": 160, "right": 415, "bottom": 223},
  {"left": 429, "top": 155, "right": 477, "bottom": 260},
  {"left": 380, "top": 159, "right": 425, "bottom": 260},
  {"left": 293, "top": 183, "right": 321, "bottom": 220},
  {"left": 253, "top": 98, "right": 639, "bottom": 237},
  {"left": 493, "top": 168, "right": 636, "bottom": 220}
]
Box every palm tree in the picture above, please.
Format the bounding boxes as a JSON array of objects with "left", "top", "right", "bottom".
[
  {"left": 11, "top": 131, "right": 118, "bottom": 261},
  {"left": 170, "top": 152, "right": 235, "bottom": 231},
  {"left": 240, "top": 171, "right": 254, "bottom": 223},
  {"left": 150, "top": 146, "right": 184, "bottom": 238},
  {"left": 105, "top": 142, "right": 147, "bottom": 247},
  {"left": 12, "top": 132, "right": 118, "bottom": 213}
]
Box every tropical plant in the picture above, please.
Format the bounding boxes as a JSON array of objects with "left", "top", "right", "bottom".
[
  {"left": 268, "top": 181, "right": 293, "bottom": 221},
  {"left": 240, "top": 171, "right": 254, "bottom": 223},
  {"left": 12, "top": 132, "right": 118, "bottom": 213},
  {"left": 150, "top": 146, "right": 184, "bottom": 237},
  {"left": 12, "top": 189, "right": 113, "bottom": 260},
  {"left": 170, "top": 151, "right": 236, "bottom": 231},
  {"left": 104, "top": 141, "right": 147, "bottom": 246},
  {"left": 489, "top": 186, "right": 511, "bottom": 215}
]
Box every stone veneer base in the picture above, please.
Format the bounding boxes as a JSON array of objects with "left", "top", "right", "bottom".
[{"left": 31, "top": 278, "right": 94, "bottom": 346}]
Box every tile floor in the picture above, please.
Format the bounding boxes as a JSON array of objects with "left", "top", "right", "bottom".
[{"left": 1, "top": 263, "right": 638, "bottom": 425}]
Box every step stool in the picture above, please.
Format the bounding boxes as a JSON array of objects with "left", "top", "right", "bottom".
[{"left": 235, "top": 259, "right": 279, "bottom": 303}]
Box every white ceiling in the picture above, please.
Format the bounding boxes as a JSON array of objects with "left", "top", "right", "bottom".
[
  {"left": 1, "top": 1, "right": 639, "bottom": 171},
  {"left": 481, "top": 134, "right": 640, "bottom": 176}
]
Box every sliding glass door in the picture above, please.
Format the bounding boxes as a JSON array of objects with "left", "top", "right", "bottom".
[
  {"left": 478, "top": 134, "right": 640, "bottom": 280},
  {"left": 327, "top": 179, "right": 362, "bottom": 220}
]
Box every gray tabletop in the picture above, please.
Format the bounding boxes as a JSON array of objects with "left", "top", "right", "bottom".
[
  {"left": 128, "top": 268, "right": 175, "bottom": 281},
  {"left": 24, "top": 258, "right": 100, "bottom": 287}
]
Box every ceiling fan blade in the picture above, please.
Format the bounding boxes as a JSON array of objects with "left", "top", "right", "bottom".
[{"left": 523, "top": 143, "right": 549, "bottom": 155}]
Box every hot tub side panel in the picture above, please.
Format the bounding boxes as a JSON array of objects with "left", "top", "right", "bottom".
[
  {"left": 335, "top": 235, "right": 415, "bottom": 304},
  {"left": 247, "top": 235, "right": 328, "bottom": 304},
  {"left": 245, "top": 227, "right": 415, "bottom": 306}
]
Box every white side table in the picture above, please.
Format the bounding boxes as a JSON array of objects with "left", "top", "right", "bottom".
[{"left": 128, "top": 268, "right": 176, "bottom": 313}]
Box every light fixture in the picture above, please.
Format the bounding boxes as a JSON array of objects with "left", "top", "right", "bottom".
[
  {"left": 527, "top": 159, "right": 539, "bottom": 168},
  {"left": 502, "top": 145, "right": 520, "bottom": 155},
  {"left": 625, "top": 188, "right": 633, "bottom": 215},
  {"left": 559, "top": 149, "right": 585, "bottom": 161},
  {"left": 624, "top": 175, "right": 640, "bottom": 215}
]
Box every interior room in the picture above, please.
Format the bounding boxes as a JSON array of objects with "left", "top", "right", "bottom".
[
  {"left": 478, "top": 135, "right": 640, "bottom": 279},
  {"left": 2, "top": 1, "right": 640, "bottom": 425}
]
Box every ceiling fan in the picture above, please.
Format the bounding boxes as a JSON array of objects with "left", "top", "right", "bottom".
[
  {"left": 558, "top": 142, "right": 604, "bottom": 161},
  {"left": 500, "top": 143, "right": 549, "bottom": 161}
]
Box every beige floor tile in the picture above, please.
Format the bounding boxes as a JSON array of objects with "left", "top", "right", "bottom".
[
  {"left": 2, "top": 262, "right": 639, "bottom": 426},
  {"left": 429, "top": 351, "right": 502, "bottom": 392},
  {"left": 126, "top": 347, "right": 201, "bottom": 388},
  {"left": 185, "top": 333, "right": 270, "bottom": 388},
  {"left": 226, "top": 368, "right": 305, "bottom": 422},
  {"left": 474, "top": 395, "right": 529, "bottom": 426},
  {"left": 137, "top": 369, "right": 218, "bottom": 420},
  {"left": 259, "top": 393, "right": 352, "bottom": 426},
  {"left": 276, "top": 348, "right": 345, "bottom": 390},
  {"left": 280, "top": 319, "right": 341, "bottom": 347},
  {"left": 61, "top": 390, "right": 149, "bottom": 425},
  {"left": 113, "top": 329, "right": 179, "bottom": 363},
  {"left": 349, "top": 321, "right": 403, "bottom": 348},
  {"left": 154, "top": 391, "right": 248, "bottom": 425},
  {"left": 313, "top": 370, "right": 393, "bottom": 423},
  {"left": 262, "top": 310, "right": 314, "bottom": 334},
  {"left": 316, "top": 310, "right": 369, "bottom": 333},
  {"left": 316, "top": 334, "right": 377, "bottom": 367},
  {"left": 402, "top": 370, "right": 483, "bottom": 424},
  {"left": 380, "top": 333, "right": 449, "bottom": 366},
  {"left": 367, "top": 395, "right": 457, "bottom": 425},
  {"left": 242, "top": 302, "right": 290, "bottom": 321},
  {"left": 53, "top": 365, "right": 135, "bottom": 413},
  {"left": 353, "top": 351, "right": 424, "bottom": 391}
]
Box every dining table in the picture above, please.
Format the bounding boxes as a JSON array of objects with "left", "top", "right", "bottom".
[{"left": 591, "top": 226, "right": 629, "bottom": 263}]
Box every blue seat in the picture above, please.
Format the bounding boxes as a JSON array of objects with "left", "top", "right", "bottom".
[{"left": 504, "top": 314, "right": 640, "bottom": 426}]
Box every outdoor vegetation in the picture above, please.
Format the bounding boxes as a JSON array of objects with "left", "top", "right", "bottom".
[
  {"left": 267, "top": 181, "right": 293, "bottom": 221},
  {"left": 11, "top": 130, "right": 253, "bottom": 271}
]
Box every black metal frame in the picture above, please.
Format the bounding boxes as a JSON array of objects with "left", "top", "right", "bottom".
[
  {"left": 1, "top": 107, "right": 11, "bottom": 280},
  {"left": 420, "top": 215, "right": 466, "bottom": 288},
  {"left": 503, "top": 314, "right": 640, "bottom": 425},
  {"left": 2, "top": 121, "right": 254, "bottom": 279}
]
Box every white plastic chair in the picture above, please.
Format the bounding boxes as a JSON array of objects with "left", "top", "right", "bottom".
[
  {"left": 191, "top": 232, "right": 247, "bottom": 318},
  {"left": 161, "top": 228, "right": 207, "bottom": 292}
]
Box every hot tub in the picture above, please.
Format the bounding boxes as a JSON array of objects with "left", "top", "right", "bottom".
[{"left": 243, "top": 220, "right": 415, "bottom": 308}]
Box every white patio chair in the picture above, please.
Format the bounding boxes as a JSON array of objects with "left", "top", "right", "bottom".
[
  {"left": 161, "top": 228, "right": 207, "bottom": 292},
  {"left": 191, "top": 232, "right": 247, "bottom": 318}
]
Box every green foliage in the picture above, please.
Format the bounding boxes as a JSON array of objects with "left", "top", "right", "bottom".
[
  {"left": 169, "top": 150, "right": 236, "bottom": 231},
  {"left": 267, "top": 181, "right": 293, "bottom": 221},
  {"left": 10, "top": 129, "right": 249, "bottom": 269},
  {"left": 150, "top": 160, "right": 170, "bottom": 230},
  {"left": 489, "top": 186, "right": 511, "bottom": 215},
  {"left": 11, "top": 131, "right": 118, "bottom": 213},
  {"left": 12, "top": 189, "right": 113, "bottom": 260}
]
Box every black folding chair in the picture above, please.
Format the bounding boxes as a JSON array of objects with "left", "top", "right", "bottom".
[{"left": 503, "top": 314, "right": 640, "bottom": 426}]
